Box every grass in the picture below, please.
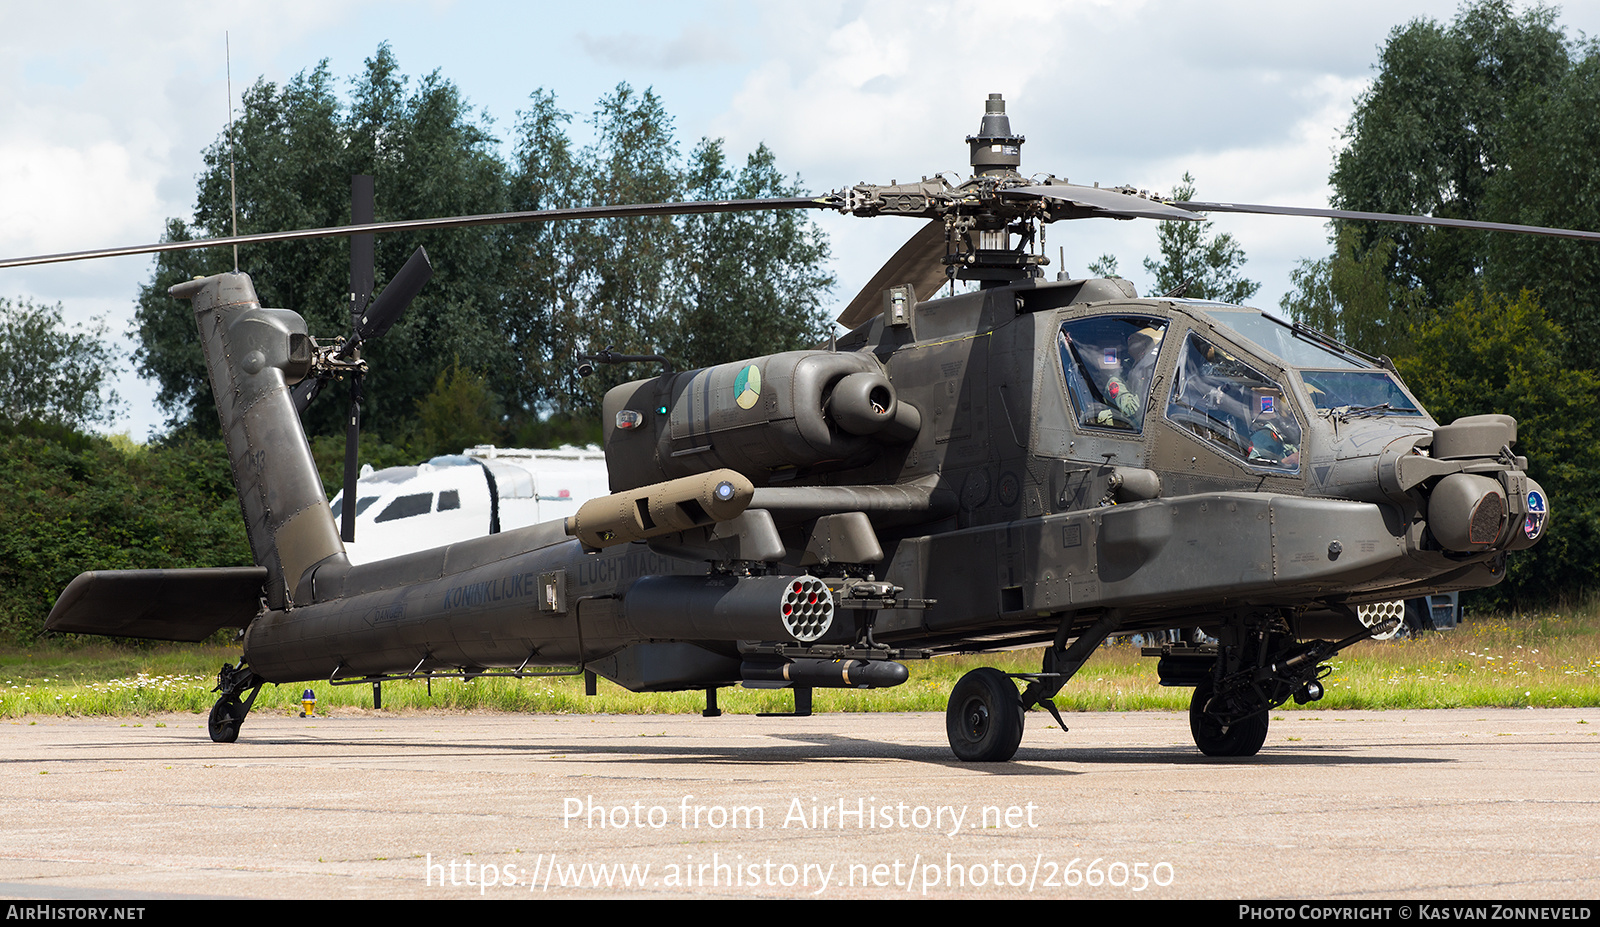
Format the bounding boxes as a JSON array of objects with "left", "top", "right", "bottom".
[{"left": 4, "top": 604, "right": 1599, "bottom": 719}]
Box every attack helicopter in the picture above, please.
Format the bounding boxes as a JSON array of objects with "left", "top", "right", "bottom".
[{"left": 22, "top": 94, "right": 1573, "bottom": 761}]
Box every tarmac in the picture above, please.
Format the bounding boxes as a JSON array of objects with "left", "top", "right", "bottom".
[{"left": 2, "top": 707, "right": 1599, "bottom": 900}]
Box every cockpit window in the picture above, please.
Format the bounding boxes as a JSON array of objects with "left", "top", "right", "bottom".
[
  {"left": 1299, "top": 370, "right": 1422, "bottom": 416},
  {"left": 330, "top": 495, "right": 379, "bottom": 520},
  {"left": 1058, "top": 316, "right": 1169, "bottom": 432},
  {"left": 1166, "top": 332, "right": 1301, "bottom": 472},
  {"left": 374, "top": 493, "right": 433, "bottom": 523}
]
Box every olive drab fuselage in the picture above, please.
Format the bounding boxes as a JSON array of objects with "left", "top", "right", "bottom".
[
  {"left": 32, "top": 92, "right": 1556, "bottom": 759},
  {"left": 44, "top": 267, "right": 1545, "bottom": 759}
]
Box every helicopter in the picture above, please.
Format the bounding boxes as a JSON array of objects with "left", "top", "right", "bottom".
[{"left": 23, "top": 94, "right": 1573, "bottom": 761}]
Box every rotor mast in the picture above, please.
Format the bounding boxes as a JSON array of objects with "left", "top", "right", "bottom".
[
  {"left": 836, "top": 94, "right": 1064, "bottom": 285},
  {"left": 967, "top": 92, "right": 1025, "bottom": 176},
  {"left": 958, "top": 93, "right": 1046, "bottom": 283}
]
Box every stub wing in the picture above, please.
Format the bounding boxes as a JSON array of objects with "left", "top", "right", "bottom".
[{"left": 46, "top": 567, "right": 267, "bottom": 642}]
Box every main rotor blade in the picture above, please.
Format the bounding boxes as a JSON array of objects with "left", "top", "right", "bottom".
[
  {"left": 1004, "top": 184, "right": 1204, "bottom": 221},
  {"left": 356, "top": 246, "right": 432, "bottom": 344},
  {"left": 836, "top": 219, "right": 951, "bottom": 330},
  {"left": 0, "top": 196, "right": 838, "bottom": 270},
  {"left": 1173, "top": 200, "right": 1600, "bottom": 242}
]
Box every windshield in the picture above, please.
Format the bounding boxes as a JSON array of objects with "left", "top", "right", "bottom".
[
  {"left": 1199, "top": 307, "right": 1423, "bottom": 418},
  {"left": 1299, "top": 370, "right": 1423, "bottom": 415},
  {"left": 1201, "top": 307, "right": 1368, "bottom": 370}
]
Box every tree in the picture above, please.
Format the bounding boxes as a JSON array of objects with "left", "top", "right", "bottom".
[
  {"left": 1394, "top": 290, "right": 1600, "bottom": 606},
  {"left": 503, "top": 83, "right": 835, "bottom": 423},
  {"left": 135, "top": 45, "right": 513, "bottom": 438},
  {"left": 1142, "top": 173, "right": 1260, "bottom": 304},
  {"left": 0, "top": 298, "right": 122, "bottom": 430},
  {"left": 139, "top": 64, "right": 837, "bottom": 445},
  {"left": 1325, "top": 1, "right": 1594, "bottom": 343},
  {"left": 414, "top": 357, "right": 501, "bottom": 460},
  {"left": 1285, "top": 2, "right": 1600, "bottom": 605},
  {"left": 1087, "top": 254, "right": 1121, "bottom": 279},
  {"left": 503, "top": 89, "right": 583, "bottom": 423},
  {"left": 556, "top": 84, "right": 686, "bottom": 414},
  {"left": 1482, "top": 50, "right": 1600, "bottom": 361},
  {"left": 669, "top": 138, "right": 833, "bottom": 371},
  {"left": 0, "top": 425, "right": 250, "bottom": 644},
  {"left": 1281, "top": 227, "right": 1419, "bottom": 358}
]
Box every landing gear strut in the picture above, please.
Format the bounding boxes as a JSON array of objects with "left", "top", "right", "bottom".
[
  {"left": 943, "top": 612, "right": 1124, "bottom": 762},
  {"left": 209, "top": 662, "right": 264, "bottom": 744},
  {"left": 1176, "top": 609, "right": 1391, "bottom": 757}
]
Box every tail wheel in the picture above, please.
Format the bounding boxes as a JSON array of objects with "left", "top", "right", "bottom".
[
  {"left": 1188, "top": 679, "right": 1268, "bottom": 757},
  {"left": 946, "top": 667, "right": 1025, "bottom": 762}
]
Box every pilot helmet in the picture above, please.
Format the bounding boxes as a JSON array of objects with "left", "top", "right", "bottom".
[{"left": 1128, "top": 326, "right": 1163, "bottom": 359}]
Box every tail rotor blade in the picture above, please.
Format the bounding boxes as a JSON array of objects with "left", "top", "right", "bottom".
[
  {"left": 341, "top": 376, "right": 363, "bottom": 544},
  {"left": 291, "top": 377, "right": 323, "bottom": 415},
  {"left": 357, "top": 245, "right": 432, "bottom": 344}
]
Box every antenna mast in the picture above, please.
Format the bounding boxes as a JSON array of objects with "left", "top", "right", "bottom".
[{"left": 226, "top": 32, "right": 239, "bottom": 271}]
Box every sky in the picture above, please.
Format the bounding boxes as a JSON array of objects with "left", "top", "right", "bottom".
[{"left": 3, "top": 0, "right": 1598, "bottom": 439}]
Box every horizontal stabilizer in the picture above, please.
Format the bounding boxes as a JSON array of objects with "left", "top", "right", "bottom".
[{"left": 46, "top": 567, "right": 267, "bottom": 642}]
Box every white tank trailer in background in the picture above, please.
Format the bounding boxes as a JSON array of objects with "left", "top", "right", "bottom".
[{"left": 330, "top": 445, "right": 611, "bottom": 566}]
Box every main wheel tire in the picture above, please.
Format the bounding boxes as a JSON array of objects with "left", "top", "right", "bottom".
[
  {"left": 1188, "top": 680, "right": 1268, "bottom": 757},
  {"left": 208, "top": 695, "right": 245, "bottom": 744},
  {"left": 946, "top": 667, "right": 1025, "bottom": 762}
]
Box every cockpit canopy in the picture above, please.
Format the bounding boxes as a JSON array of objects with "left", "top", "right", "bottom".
[{"left": 1054, "top": 301, "right": 1427, "bottom": 477}]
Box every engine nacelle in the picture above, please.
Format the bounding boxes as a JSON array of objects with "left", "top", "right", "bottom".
[{"left": 602, "top": 351, "right": 921, "bottom": 491}]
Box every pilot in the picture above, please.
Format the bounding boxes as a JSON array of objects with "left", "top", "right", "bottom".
[
  {"left": 1124, "top": 326, "right": 1163, "bottom": 398},
  {"left": 1248, "top": 419, "right": 1299, "bottom": 467},
  {"left": 1101, "top": 326, "right": 1163, "bottom": 427}
]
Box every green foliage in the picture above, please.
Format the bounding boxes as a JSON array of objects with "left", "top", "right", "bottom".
[
  {"left": 1483, "top": 49, "right": 1600, "bottom": 361},
  {"left": 1283, "top": 2, "right": 1600, "bottom": 609},
  {"left": 1087, "top": 254, "right": 1121, "bottom": 279},
  {"left": 508, "top": 411, "right": 603, "bottom": 450},
  {"left": 668, "top": 138, "right": 834, "bottom": 371},
  {"left": 414, "top": 357, "right": 501, "bottom": 459},
  {"left": 1282, "top": 227, "right": 1419, "bottom": 358},
  {"left": 0, "top": 298, "right": 123, "bottom": 430},
  {"left": 1318, "top": 0, "right": 1600, "bottom": 362},
  {"left": 138, "top": 62, "right": 834, "bottom": 440},
  {"left": 507, "top": 85, "right": 834, "bottom": 417},
  {"left": 557, "top": 85, "right": 688, "bottom": 413},
  {"left": 1395, "top": 290, "right": 1600, "bottom": 606},
  {"left": 136, "top": 44, "right": 513, "bottom": 437},
  {"left": 0, "top": 424, "right": 251, "bottom": 644},
  {"left": 503, "top": 89, "right": 583, "bottom": 419},
  {"left": 1143, "top": 173, "right": 1260, "bottom": 304}
]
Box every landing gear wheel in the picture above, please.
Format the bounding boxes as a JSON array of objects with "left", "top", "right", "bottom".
[
  {"left": 1189, "top": 680, "right": 1268, "bottom": 757},
  {"left": 946, "top": 667, "right": 1025, "bottom": 762},
  {"left": 209, "top": 695, "right": 246, "bottom": 744}
]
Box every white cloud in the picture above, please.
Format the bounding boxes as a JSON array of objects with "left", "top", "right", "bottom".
[
  {"left": 0, "top": 140, "right": 165, "bottom": 256},
  {"left": 578, "top": 25, "right": 743, "bottom": 70}
]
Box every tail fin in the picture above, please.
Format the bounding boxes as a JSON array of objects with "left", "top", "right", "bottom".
[{"left": 171, "top": 272, "right": 346, "bottom": 607}]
